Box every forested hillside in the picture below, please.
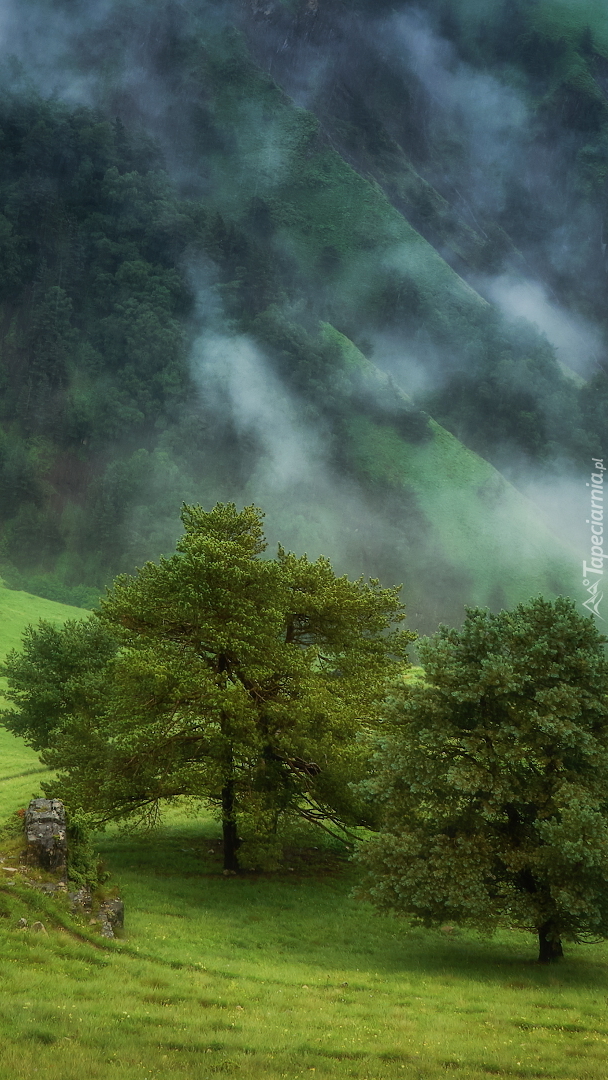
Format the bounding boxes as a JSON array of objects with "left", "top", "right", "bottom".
[{"left": 1, "top": 0, "right": 606, "bottom": 629}]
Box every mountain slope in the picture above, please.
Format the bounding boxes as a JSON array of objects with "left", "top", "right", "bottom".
[{"left": 0, "top": 0, "right": 598, "bottom": 628}]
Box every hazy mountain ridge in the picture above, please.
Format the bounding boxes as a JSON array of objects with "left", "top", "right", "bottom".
[{"left": 0, "top": 0, "right": 602, "bottom": 628}]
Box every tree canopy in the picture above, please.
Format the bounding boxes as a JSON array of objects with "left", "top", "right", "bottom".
[
  {"left": 1, "top": 503, "right": 413, "bottom": 870},
  {"left": 357, "top": 597, "right": 608, "bottom": 962}
]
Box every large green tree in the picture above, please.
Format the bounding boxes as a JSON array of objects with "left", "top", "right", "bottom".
[
  {"left": 1, "top": 503, "right": 412, "bottom": 870},
  {"left": 357, "top": 597, "right": 608, "bottom": 962}
]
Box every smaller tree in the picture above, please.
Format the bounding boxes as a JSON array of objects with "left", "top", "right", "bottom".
[
  {"left": 0, "top": 617, "right": 118, "bottom": 750},
  {"left": 357, "top": 597, "right": 608, "bottom": 962}
]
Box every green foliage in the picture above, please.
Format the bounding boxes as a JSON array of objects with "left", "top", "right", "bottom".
[
  {"left": 65, "top": 810, "right": 107, "bottom": 890},
  {"left": 0, "top": 90, "right": 198, "bottom": 589},
  {"left": 357, "top": 597, "right": 608, "bottom": 960},
  {"left": 422, "top": 313, "right": 590, "bottom": 464},
  {"left": 0, "top": 568, "right": 100, "bottom": 609},
  {"left": 0, "top": 430, "right": 43, "bottom": 518},
  {"left": 0, "top": 616, "right": 119, "bottom": 750},
  {"left": 1, "top": 504, "right": 412, "bottom": 868},
  {"left": 0, "top": 582, "right": 87, "bottom": 705},
  {"left": 0, "top": 808, "right": 26, "bottom": 844},
  {"left": 0, "top": 95, "right": 191, "bottom": 442}
]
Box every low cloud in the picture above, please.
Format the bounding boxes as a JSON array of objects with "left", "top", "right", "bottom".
[
  {"left": 484, "top": 275, "right": 603, "bottom": 377},
  {"left": 190, "top": 330, "right": 324, "bottom": 492},
  {"left": 383, "top": 7, "right": 528, "bottom": 218}
]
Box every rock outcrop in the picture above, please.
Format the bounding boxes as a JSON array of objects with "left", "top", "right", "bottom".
[
  {"left": 24, "top": 799, "right": 67, "bottom": 876},
  {"left": 21, "top": 798, "right": 124, "bottom": 938},
  {"left": 69, "top": 886, "right": 125, "bottom": 938}
]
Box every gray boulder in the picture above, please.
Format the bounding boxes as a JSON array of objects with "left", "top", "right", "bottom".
[
  {"left": 23, "top": 798, "right": 124, "bottom": 937},
  {"left": 24, "top": 799, "right": 67, "bottom": 876}
]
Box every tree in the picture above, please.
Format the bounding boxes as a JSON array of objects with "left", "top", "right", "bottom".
[
  {"left": 1, "top": 503, "right": 412, "bottom": 870},
  {"left": 357, "top": 597, "right": 608, "bottom": 962},
  {"left": 0, "top": 616, "right": 118, "bottom": 750}
]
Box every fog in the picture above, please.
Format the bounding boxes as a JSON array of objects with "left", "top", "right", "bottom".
[
  {"left": 0, "top": 0, "right": 603, "bottom": 628},
  {"left": 192, "top": 331, "right": 322, "bottom": 492},
  {"left": 483, "top": 276, "right": 602, "bottom": 378},
  {"left": 384, "top": 7, "right": 529, "bottom": 219}
]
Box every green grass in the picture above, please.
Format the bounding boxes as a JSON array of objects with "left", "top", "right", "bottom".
[
  {"left": 0, "top": 729, "right": 48, "bottom": 786},
  {"left": 0, "top": 584, "right": 86, "bottom": 681},
  {"left": 1, "top": 810, "right": 608, "bottom": 1080},
  {"left": 1, "top": 593, "right": 608, "bottom": 1078}
]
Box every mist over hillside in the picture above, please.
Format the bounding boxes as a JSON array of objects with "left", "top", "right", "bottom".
[{"left": 0, "top": 0, "right": 606, "bottom": 630}]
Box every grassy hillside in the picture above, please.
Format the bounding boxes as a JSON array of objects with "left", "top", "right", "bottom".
[
  {"left": 1, "top": 804, "right": 608, "bottom": 1078},
  {"left": 533, "top": 0, "right": 608, "bottom": 48},
  {"left": 1, "top": 571, "right": 608, "bottom": 1079},
  {"left": 325, "top": 327, "right": 580, "bottom": 626},
  {"left": 351, "top": 415, "right": 577, "bottom": 604},
  {"left": 204, "top": 34, "right": 498, "bottom": 344},
  {"left": 0, "top": 586, "right": 90, "bottom": 671}
]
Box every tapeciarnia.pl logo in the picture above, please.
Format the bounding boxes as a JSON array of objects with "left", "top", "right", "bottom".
[{"left": 582, "top": 458, "right": 605, "bottom": 619}]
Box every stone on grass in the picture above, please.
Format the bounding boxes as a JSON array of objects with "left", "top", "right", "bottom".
[
  {"left": 72, "top": 889, "right": 124, "bottom": 939},
  {"left": 21, "top": 798, "right": 124, "bottom": 938},
  {"left": 24, "top": 799, "right": 67, "bottom": 877},
  {"left": 100, "top": 898, "right": 124, "bottom": 929}
]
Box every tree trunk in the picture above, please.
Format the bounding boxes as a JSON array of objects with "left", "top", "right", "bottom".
[
  {"left": 221, "top": 781, "right": 241, "bottom": 872},
  {"left": 537, "top": 920, "right": 564, "bottom": 963}
]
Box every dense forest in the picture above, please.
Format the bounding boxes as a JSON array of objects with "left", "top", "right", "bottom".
[{"left": 1, "top": 0, "right": 608, "bottom": 628}]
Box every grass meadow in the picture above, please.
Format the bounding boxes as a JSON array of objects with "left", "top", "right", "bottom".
[
  {"left": 2, "top": 587, "right": 608, "bottom": 1079},
  {"left": 1, "top": 799, "right": 608, "bottom": 1080},
  {"left": 0, "top": 585, "right": 85, "bottom": 667}
]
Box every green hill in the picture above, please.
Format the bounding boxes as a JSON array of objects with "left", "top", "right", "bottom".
[
  {"left": 0, "top": 587, "right": 91, "bottom": 671},
  {"left": 252, "top": 325, "right": 581, "bottom": 630}
]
